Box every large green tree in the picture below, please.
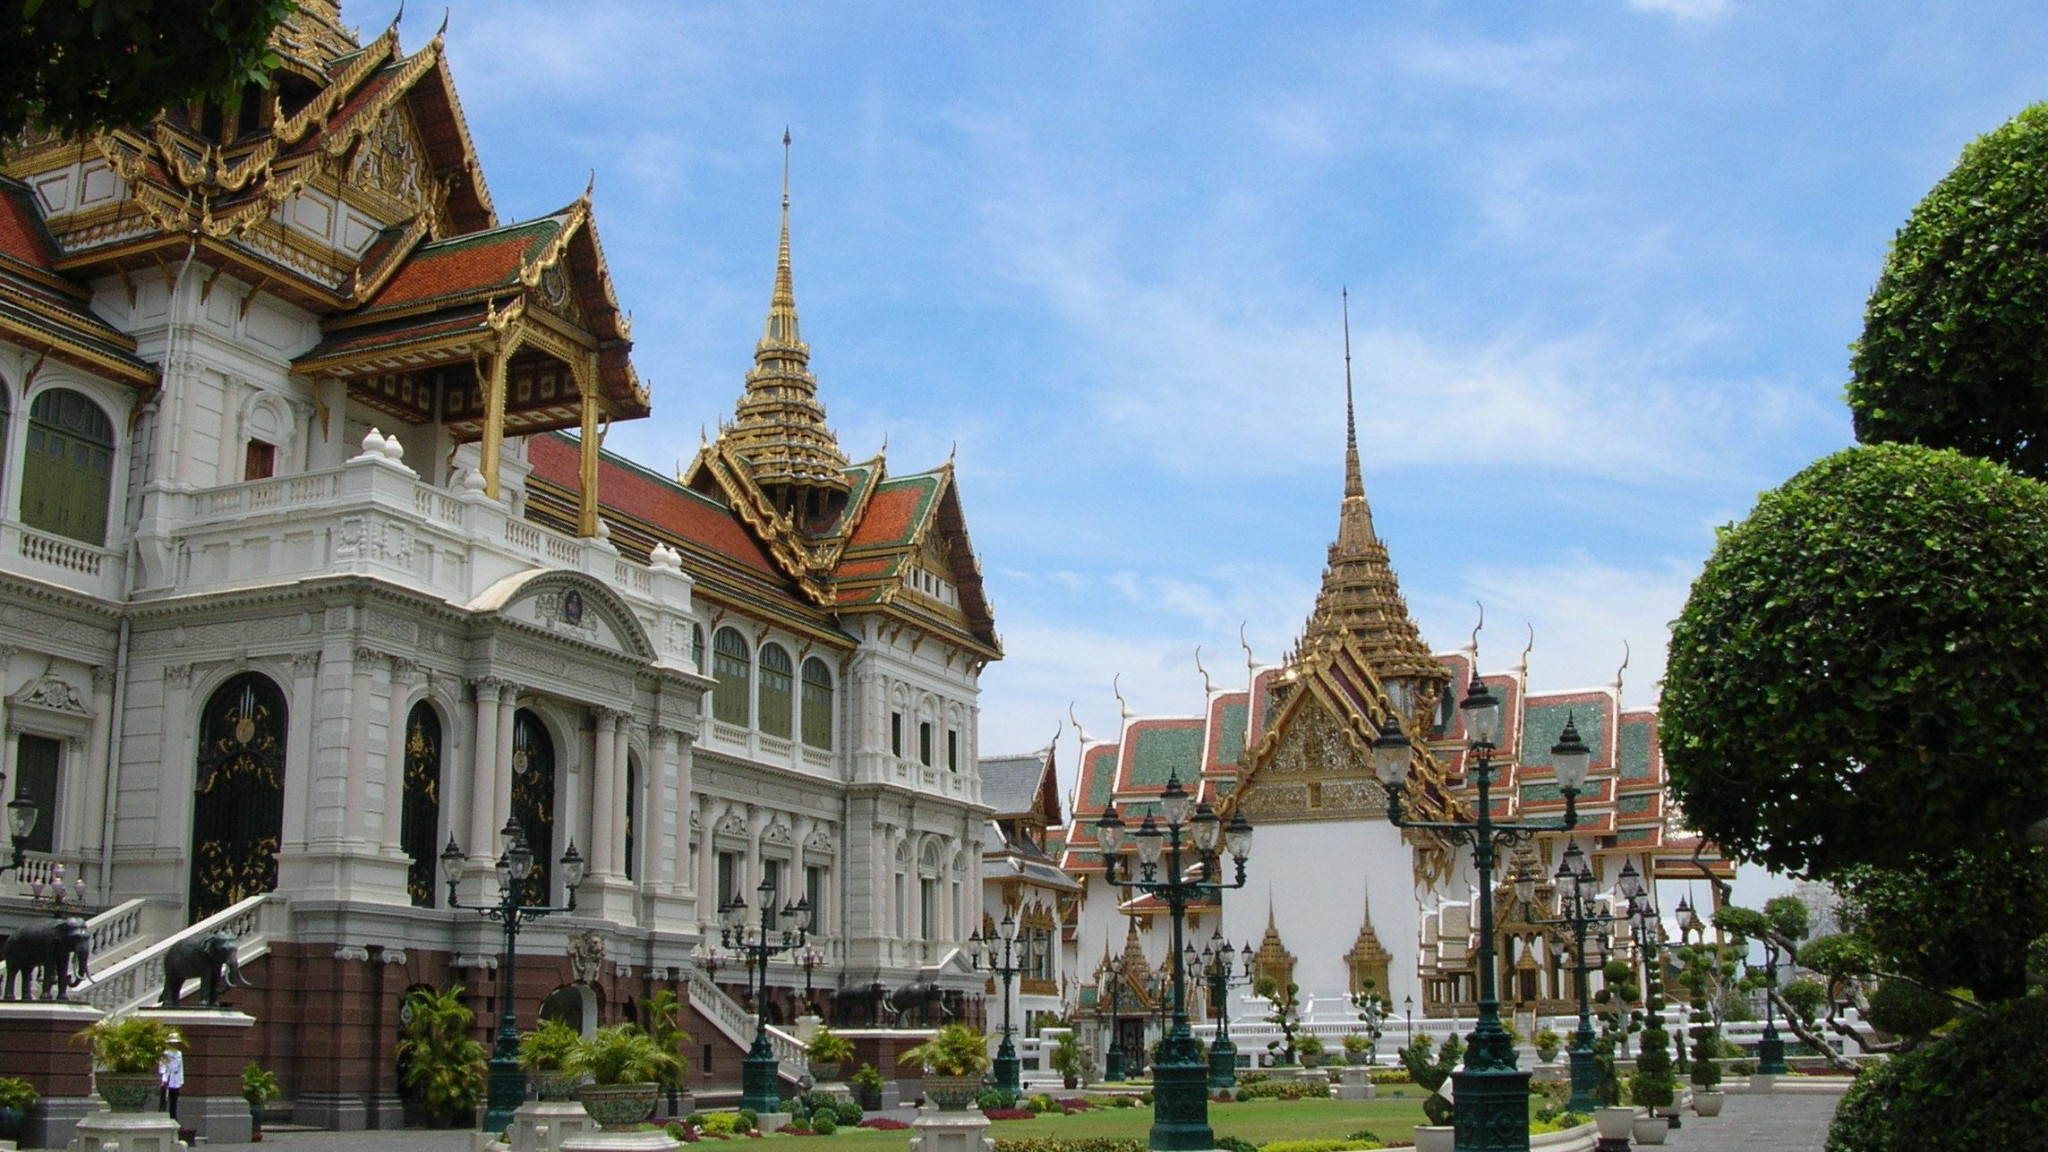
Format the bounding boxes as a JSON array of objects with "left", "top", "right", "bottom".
[
  {"left": 1835, "top": 840, "right": 2048, "bottom": 1002},
  {"left": 1849, "top": 102, "right": 2048, "bottom": 478},
  {"left": 1662, "top": 442, "right": 2048, "bottom": 877},
  {"left": 1, "top": 0, "right": 295, "bottom": 142}
]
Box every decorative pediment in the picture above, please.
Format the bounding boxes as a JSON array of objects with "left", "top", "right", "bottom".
[
  {"left": 762, "top": 821, "right": 793, "bottom": 846},
  {"left": 804, "top": 826, "right": 835, "bottom": 853},
  {"left": 11, "top": 673, "right": 88, "bottom": 716},
  {"left": 470, "top": 569, "right": 655, "bottom": 664},
  {"left": 715, "top": 812, "right": 749, "bottom": 838},
  {"left": 1233, "top": 697, "right": 1387, "bottom": 824}
]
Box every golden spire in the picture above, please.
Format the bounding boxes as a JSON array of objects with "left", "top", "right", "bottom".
[
  {"left": 1299, "top": 290, "right": 1448, "bottom": 712},
  {"left": 721, "top": 130, "right": 852, "bottom": 514}
]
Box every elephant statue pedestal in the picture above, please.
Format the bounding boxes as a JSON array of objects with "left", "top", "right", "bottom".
[
  {"left": 135, "top": 1008, "right": 256, "bottom": 1145},
  {"left": 0, "top": 1001, "right": 103, "bottom": 1149},
  {"left": 73, "top": 1108, "right": 182, "bottom": 1152}
]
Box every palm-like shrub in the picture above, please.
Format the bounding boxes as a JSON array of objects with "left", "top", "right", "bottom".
[
  {"left": 567, "top": 1024, "right": 683, "bottom": 1087},
  {"left": 74, "top": 1016, "right": 174, "bottom": 1073},
  {"left": 898, "top": 1024, "right": 990, "bottom": 1076},
  {"left": 395, "top": 985, "right": 486, "bottom": 1124},
  {"left": 520, "top": 1018, "right": 583, "bottom": 1072},
  {"left": 808, "top": 1026, "right": 856, "bottom": 1064}
]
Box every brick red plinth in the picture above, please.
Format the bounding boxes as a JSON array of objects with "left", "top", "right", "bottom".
[
  {"left": 135, "top": 1008, "right": 256, "bottom": 1144},
  {"left": 0, "top": 1002, "right": 102, "bottom": 1098}
]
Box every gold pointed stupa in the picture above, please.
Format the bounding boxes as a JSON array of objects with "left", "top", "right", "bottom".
[
  {"left": 1297, "top": 292, "right": 1448, "bottom": 713},
  {"left": 721, "top": 133, "right": 852, "bottom": 515}
]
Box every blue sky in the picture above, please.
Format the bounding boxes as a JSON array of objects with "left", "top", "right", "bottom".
[{"left": 416, "top": 1, "right": 2044, "bottom": 809}]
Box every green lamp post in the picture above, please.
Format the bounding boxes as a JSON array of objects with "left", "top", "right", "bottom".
[
  {"left": 1373, "top": 671, "right": 1590, "bottom": 1152},
  {"left": 720, "top": 878, "right": 812, "bottom": 1115},
  {"left": 1095, "top": 773, "right": 1253, "bottom": 1151},
  {"left": 1510, "top": 828, "right": 1609, "bottom": 1116},
  {"left": 969, "top": 912, "right": 1026, "bottom": 1095}
]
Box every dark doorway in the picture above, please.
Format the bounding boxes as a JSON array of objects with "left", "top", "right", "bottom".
[{"left": 189, "top": 672, "right": 287, "bottom": 921}]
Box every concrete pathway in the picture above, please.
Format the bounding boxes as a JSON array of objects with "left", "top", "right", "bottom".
[{"left": 1657, "top": 1091, "right": 1841, "bottom": 1152}]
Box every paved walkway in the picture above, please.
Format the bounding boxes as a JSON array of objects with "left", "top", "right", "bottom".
[{"left": 180, "top": 1093, "right": 1843, "bottom": 1151}]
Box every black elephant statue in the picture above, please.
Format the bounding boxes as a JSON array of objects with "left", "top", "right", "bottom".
[
  {"left": 161, "top": 930, "right": 244, "bottom": 1007},
  {"left": 2, "top": 917, "right": 91, "bottom": 1001},
  {"left": 886, "top": 980, "right": 952, "bottom": 1027},
  {"left": 832, "top": 980, "right": 891, "bottom": 1027}
]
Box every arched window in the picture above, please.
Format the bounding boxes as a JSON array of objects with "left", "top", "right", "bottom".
[
  {"left": 712, "top": 629, "right": 750, "bottom": 726},
  {"left": 509, "top": 709, "right": 556, "bottom": 903},
  {"left": 401, "top": 702, "right": 443, "bottom": 907},
  {"left": 691, "top": 623, "right": 706, "bottom": 674},
  {"left": 800, "top": 658, "right": 833, "bottom": 750},
  {"left": 24, "top": 388, "right": 114, "bottom": 545},
  {"left": 758, "top": 643, "right": 793, "bottom": 739},
  {"left": 623, "top": 753, "right": 639, "bottom": 882},
  {"left": 190, "top": 672, "right": 288, "bottom": 921}
]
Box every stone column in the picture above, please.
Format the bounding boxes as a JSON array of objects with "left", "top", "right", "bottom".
[
  {"left": 663, "top": 727, "right": 692, "bottom": 894},
  {"left": 590, "top": 709, "right": 618, "bottom": 876},
  {"left": 345, "top": 647, "right": 378, "bottom": 843},
  {"left": 468, "top": 677, "right": 505, "bottom": 860},
  {"left": 281, "top": 653, "right": 321, "bottom": 851},
  {"left": 494, "top": 682, "right": 516, "bottom": 837},
  {"left": 697, "top": 795, "right": 725, "bottom": 929},
  {"left": 381, "top": 659, "right": 417, "bottom": 855},
  {"left": 77, "top": 666, "right": 115, "bottom": 868},
  {"left": 610, "top": 711, "right": 631, "bottom": 883}
]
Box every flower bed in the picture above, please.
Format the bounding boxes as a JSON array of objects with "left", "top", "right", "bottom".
[
  {"left": 985, "top": 1109, "right": 1037, "bottom": 1121},
  {"left": 992, "top": 1140, "right": 1147, "bottom": 1152},
  {"left": 858, "top": 1118, "right": 911, "bottom": 1131}
]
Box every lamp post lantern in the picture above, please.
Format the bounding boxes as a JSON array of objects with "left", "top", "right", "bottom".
[
  {"left": 721, "top": 877, "right": 812, "bottom": 1115},
  {"left": 1103, "top": 955, "right": 1129, "bottom": 1082},
  {"left": 798, "top": 946, "right": 824, "bottom": 1017},
  {"left": 1754, "top": 939, "right": 1788, "bottom": 1075},
  {"left": 1095, "top": 774, "right": 1253, "bottom": 1152},
  {"left": 1373, "top": 675, "right": 1588, "bottom": 1152},
  {"left": 1512, "top": 836, "right": 1610, "bottom": 1115},
  {"left": 440, "top": 820, "right": 587, "bottom": 1133},
  {"left": 971, "top": 912, "right": 1027, "bottom": 1095}
]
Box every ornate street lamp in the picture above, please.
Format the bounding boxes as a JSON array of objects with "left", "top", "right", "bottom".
[
  {"left": 1103, "top": 954, "right": 1129, "bottom": 1082},
  {"left": 441, "top": 819, "right": 587, "bottom": 1133},
  {"left": 798, "top": 946, "right": 824, "bottom": 1017},
  {"left": 0, "top": 783, "right": 40, "bottom": 877},
  {"left": 1512, "top": 831, "right": 1608, "bottom": 1114},
  {"left": 970, "top": 912, "right": 1027, "bottom": 1095},
  {"left": 1096, "top": 774, "right": 1253, "bottom": 1152},
  {"left": 1199, "top": 930, "right": 1251, "bottom": 1090},
  {"left": 1753, "top": 937, "right": 1788, "bottom": 1076},
  {"left": 721, "top": 876, "right": 811, "bottom": 1115},
  {"left": 1374, "top": 675, "right": 1588, "bottom": 1152}
]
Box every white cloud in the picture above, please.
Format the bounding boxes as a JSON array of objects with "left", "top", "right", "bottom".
[{"left": 1627, "top": 0, "right": 1734, "bottom": 26}]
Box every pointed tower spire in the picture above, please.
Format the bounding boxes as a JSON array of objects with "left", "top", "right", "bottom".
[
  {"left": 721, "top": 131, "right": 852, "bottom": 524},
  {"left": 1299, "top": 291, "right": 1449, "bottom": 715}
]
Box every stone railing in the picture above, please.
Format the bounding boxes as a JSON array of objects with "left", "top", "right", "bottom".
[
  {"left": 1, "top": 520, "right": 123, "bottom": 600},
  {"left": 76, "top": 893, "right": 287, "bottom": 1015},
  {"left": 685, "top": 965, "right": 809, "bottom": 1082},
  {"left": 82, "top": 898, "right": 153, "bottom": 969}
]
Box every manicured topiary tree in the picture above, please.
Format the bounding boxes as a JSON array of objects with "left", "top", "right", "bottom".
[
  {"left": 1849, "top": 102, "right": 2048, "bottom": 479},
  {"left": 1663, "top": 443, "right": 2048, "bottom": 878},
  {"left": 1828, "top": 994, "right": 2048, "bottom": 1152},
  {"left": 1398, "top": 1032, "right": 1461, "bottom": 1127}
]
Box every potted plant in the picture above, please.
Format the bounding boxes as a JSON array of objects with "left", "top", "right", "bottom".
[
  {"left": 1297, "top": 1033, "right": 1326, "bottom": 1069},
  {"left": 898, "top": 1023, "right": 990, "bottom": 1111},
  {"left": 1628, "top": 996, "right": 1676, "bottom": 1146},
  {"left": 242, "top": 1061, "right": 281, "bottom": 1141},
  {"left": 1590, "top": 1033, "right": 1634, "bottom": 1144},
  {"left": 1049, "top": 1032, "right": 1083, "bottom": 1090},
  {"left": 1400, "top": 1032, "right": 1461, "bottom": 1152},
  {"left": 0, "top": 1076, "right": 39, "bottom": 1138},
  {"left": 1342, "top": 1033, "right": 1372, "bottom": 1065},
  {"left": 520, "top": 1018, "right": 586, "bottom": 1101},
  {"left": 567, "top": 1023, "right": 683, "bottom": 1131},
  {"left": 1678, "top": 944, "right": 1734, "bottom": 1118},
  {"left": 808, "top": 1027, "right": 855, "bottom": 1081},
  {"left": 74, "top": 1015, "right": 174, "bottom": 1112},
  {"left": 1534, "top": 1028, "right": 1562, "bottom": 1065},
  {"left": 642, "top": 990, "right": 695, "bottom": 1119},
  {"left": 850, "top": 1063, "right": 885, "bottom": 1110},
  {"left": 394, "top": 985, "right": 486, "bottom": 1127}
]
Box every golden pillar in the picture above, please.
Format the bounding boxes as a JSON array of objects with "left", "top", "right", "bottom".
[
  {"left": 480, "top": 350, "right": 509, "bottom": 500},
  {"left": 576, "top": 355, "right": 602, "bottom": 537}
]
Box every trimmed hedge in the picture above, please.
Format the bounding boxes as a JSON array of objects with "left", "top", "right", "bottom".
[
  {"left": 993, "top": 1140, "right": 1146, "bottom": 1152},
  {"left": 1234, "top": 1079, "right": 1329, "bottom": 1100},
  {"left": 1827, "top": 995, "right": 2048, "bottom": 1151},
  {"left": 1259, "top": 1140, "right": 1382, "bottom": 1152}
]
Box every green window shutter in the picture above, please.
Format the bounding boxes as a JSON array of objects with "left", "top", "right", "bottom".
[
  {"left": 13, "top": 734, "right": 59, "bottom": 855},
  {"left": 800, "top": 658, "right": 833, "bottom": 749},
  {"left": 712, "top": 629, "right": 750, "bottom": 725},
  {"left": 23, "top": 390, "right": 114, "bottom": 546},
  {"left": 758, "top": 644, "right": 793, "bottom": 738}
]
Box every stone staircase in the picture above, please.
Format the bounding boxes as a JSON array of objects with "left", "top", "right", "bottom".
[
  {"left": 685, "top": 964, "right": 809, "bottom": 1085},
  {"left": 74, "top": 894, "right": 286, "bottom": 1014}
]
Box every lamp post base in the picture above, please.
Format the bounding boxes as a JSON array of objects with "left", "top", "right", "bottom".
[
  {"left": 1566, "top": 1046, "right": 1598, "bottom": 1115},
  {"left": 1208, "top": 1038, "right": 1236, "bottom": 1091},
  {"left": 1105, "top": 1049, "right": 1125, "bottom": 1082},
  {"left": 1450, "top": 1065, "right": 1532, "bottom": 1152},
  {"left": 1147, "top": 1057, "right": 1213, "bottom": 1151},
  {"left": 993, "top": 1039, "right": 1021, "bottom": 1097},
  {"left": 1757, "top": 1034, "right": 1787, "bottom": 1076},
  {"left": 741, "top": 1046, "right": 783, "bottom": 1116},
  {"left": 482, "top": 1054, "right": 527, "bottom": 1135}
]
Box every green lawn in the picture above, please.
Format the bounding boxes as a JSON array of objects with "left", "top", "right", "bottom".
[{"left": 775, "top": 1094, "right": 1444, "bottom": 1152}]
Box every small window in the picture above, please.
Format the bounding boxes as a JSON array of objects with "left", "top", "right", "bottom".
[
  {"left": 692, "top": 624, "right": 706, "bottom": 674},
  {"left": 919, "top": 722, "right": 933, "bottom": 767},
  {"left": 891, "top": 712, "right": 903, "bottom": 758},
  {"left": 758, "top": 644, "right": 793, "bottom": 739},
  {"left": 761, "top": 859, "right": 781, "bottom": 930},
  {"left": 13, "top": 735, "right": 59, "bottom": 855},
  {"left": 717, "top": 852, "right": 739, "bottom": 909},
  {"left": 947, "top": 730, "right": 958, "bottom": 772},
  {"left": 712, "top": 629, "right": 750, "bottom": 726},
  {"left": 23, "top": 388, "right": 115, "bottom": 546},
  {"left": 806, "top": 865, "right": 826, "bottom": 932},
  {"left": 800, "top": 658, "right": 833, "bottom": 750},
  {"left": 244, "top": 440, "right": 276, "bottom": 481}
]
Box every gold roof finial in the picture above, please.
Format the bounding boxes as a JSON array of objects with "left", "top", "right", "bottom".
[
  {"left": 1343, "top": 286, "right": 1362, "bottom": 501},
  {"left": 720, "top": 130, "right": 851, "bottom": 501}
]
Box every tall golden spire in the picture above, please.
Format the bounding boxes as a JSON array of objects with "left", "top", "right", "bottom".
[
  {"left": 1299, "top": 290, "right": 1448, "bottom": 713},
  {"left": 721, "top": 131, "right": 852, "bottom": 517}
]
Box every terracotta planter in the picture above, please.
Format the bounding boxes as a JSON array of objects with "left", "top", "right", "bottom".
[
  {"left": 1412, "top": 1125, "right": 1457, "bottom": 1152},
  {"left": 579, "top": 1083, "right": 659, "bottom": 1132},
  {"left": 1693, "top": 1089, "right": 1725, "bottom": 1117},
  {"left": 1633, "top": 1114, "right": 1670, "bottom": 1145},
  {"left": 922, "top": 1074, "right": 983, "bottom": 1111},
  {"left": 1594, "top": 1107, "right": 1636, "bottom": 1141},
  {"left": 94, "top": 1071, "right": 162, "bottom": 1113}
]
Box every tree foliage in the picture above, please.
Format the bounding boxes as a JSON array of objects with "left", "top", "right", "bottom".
[
  {"left": 1835, "top": 841, "right": 2048, "bottom": 1002},
  {"left": 1662, "top": 442, "right": 2048, "bottom": 876},
  {"left": 1, "top": 0, "right": 296, "bottom": 142},
  {"left": 1849, "top": 102, "right": 2048, "bottom": 478},
  {"left": 1826, "top": 994, "right": 2048, "bottom": 1152},
  {"left": 1860, "top": 980, "right": 1955, "bottom": 1046}
]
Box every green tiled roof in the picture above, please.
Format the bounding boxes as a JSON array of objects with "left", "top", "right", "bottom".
[
  {"left": 1520, "top": 782, "right": 1564, "bottom": 804},
  {"left": 1128, "top": 726, "right": 1204, "bottom": 788},
  {"left": 1521, "top": 700, "right": 1607, "bottom": 768},
  {"left": 1617, "top": 720, "right": 1655, "bottom": 782},
  {"left": 1613, "top": 827, "right": 1657, "bottom": 846},
  {"left": 1083, "top": 747, "right": 1118, "bottom": 810},
  {"left": 1214, "top": 700, "right": 1248, "bottom": 767},
  {"left": 1618, "top": 793, "right": 1654, "bottom": 815}
]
